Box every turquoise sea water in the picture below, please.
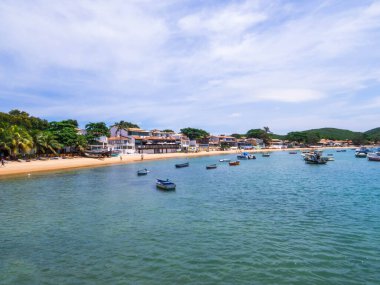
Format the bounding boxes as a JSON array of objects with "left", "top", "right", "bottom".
[{"left": 1, "top": 151, "right": 380, "bottom": 285}]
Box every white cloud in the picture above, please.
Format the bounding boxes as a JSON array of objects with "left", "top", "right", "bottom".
[{"left": 1, "top": 0, "right": 380, "bottom": 133}]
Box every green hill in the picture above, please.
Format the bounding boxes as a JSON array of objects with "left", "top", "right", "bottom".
[
  {"left": 365, "top": 127, "right": 380, "bottom": 136},
  {"left": 365, "top": 127, "right": 380, "bottom": 141},
  {"left": 301, "top": 128, "right": 362, "bottom": 140}
]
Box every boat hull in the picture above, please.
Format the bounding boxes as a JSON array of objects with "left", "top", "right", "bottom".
[
  {"left": 206, "top": 164, "right": 217, "bottom": 169},
  {"left": 156, "top": 179, "right": 176, "bottom": 190},
  {"left": 229, "top": 161, "right": 240, "bottom": 166},
  {"left": 175, "top": 163, "right": 189, "bottom": 168}
]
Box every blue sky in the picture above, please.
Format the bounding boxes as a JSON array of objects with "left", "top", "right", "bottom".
[{"left": 1, "top": 0, "right": 380, "bottom": 134}]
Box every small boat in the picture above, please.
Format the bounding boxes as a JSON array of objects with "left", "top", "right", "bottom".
[
  {"left": 156, "top": 179, "right": 176, "bottom": 190},
  {"left": 175, "top": 162, "right": 189, "bottom": 168},
  {"left": 327, "top": 153, "right": 334, "bottom": 156},
  {"left": 355, "top": 152, "right": 367, "bottom": 158},
  {"left": 229, "top": 161, "right": 240, "bottom": 166},
  {"left": 304, "top": 151, "right": 328, "bottom": 165},
  {"left": 237, "top": 155, "right": 248, "bottom": 160},
  {"left": 137, "top": 168, "right": 149, "bottom": 176},
  {"left": 289, "top": 151, "right": 297, "bottom": 154},
  {"left": 219, "top": 159, "right": 231, "bottom": 162},
  {"left": 327, "top": 157, "right": 335, "bottom": 161},
  {"left": 206, "top": 164, "right": 217, "bottom": 169},
  {"left": 262, "top": 153, "right": 270, "bottom": 157},
  {"left": 368, "top": 152, "right": 380, "bottom": 161}
]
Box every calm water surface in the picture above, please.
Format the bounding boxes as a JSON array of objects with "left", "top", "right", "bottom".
[{"left": 1, "top": 151, "right": 380, "bottom": 284}]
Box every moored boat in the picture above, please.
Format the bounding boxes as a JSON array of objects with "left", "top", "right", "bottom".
[
  {"left": 355, "top": 147, "right": 370, "bottom": 158},
  {"left": 304, "top": 151, "right": 328, "bottom": 165},
  {"left": 262, "top": 153, "right": 270, "bottom": 157},
  {"left": 229, "top": 161, "right": 240, "bottom": 166},
  {"left": 367, "top": 152, "right": 380, "bottom": 161},
  {"left": 156, "top": 179, "right": 176, "bottom": 190},
  {"left": 237, "top": 152, "right": 255, "bottom": 160},
  {"left": 355, "top": 152, "right": 367, "bottom": 158},
  {"left": 206, "top": 164, "right": 217, "bottom": 169},
  {"left": 237, "top": 155, "right": 248, "bottom": 160},
  {"left": 289, "top": 151, "right": 297, "bottom": 154},
  {"left": 137, "top": 168, "right": 149, "bottom": 175},
  {"left": 219, "top": 159, "right": 231, "bottom": 162},
  {"left": 175, "top": 162, "right": 189, "bottom": 168}
]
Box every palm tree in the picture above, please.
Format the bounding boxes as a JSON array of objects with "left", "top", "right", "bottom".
[
  {"left": 33, "top": 131, "right": 61, "bottom": 155},
  {"left": 113, "top": 120, "right": 128, "bottom": 138},
  {"left": 5, "top": 125, "right": 33, "bottom": 158},
  {"left": 263, "top": 126, "right": 271, "bottom": 134}
]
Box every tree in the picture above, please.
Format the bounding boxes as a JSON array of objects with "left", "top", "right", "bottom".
[
  {"left": 85, "top": 122, "right": 110, "bottom": 143},
  {"left": 180, "top": 127, "right": 209, "bottom": 140},
  {"left": 305, "top": 132, "right": 320, "bottom": 144},
  {"left": 286, "top": 132, "right": 307, "bottom": 143},
  {"left": 263, "top": 126, "right": 271, "bottom": 134},
  {"left": 352, "top": 133, "right": 368, "bottom": 145},
  {"left": 1, "top": 125, "right": 33, "bottom": 158},
  {"left": 113, "top": 120, "right": 139, "bottom": 137},
  {"left": 246, "top": 129, "right": 271, "bottom": 145},
  {"left": 220, "top": 141, "right": 230, "bottom": 150},
  {"left": 231, "top": 133, "right": 242, "bottom": 139},
  {"left": 32, "top": 131, "right": 61, "bottom": 155},
  {"left": 48, "top": 120, "right": 86, "bottom": 152},
  {"left": 162, "top": 129, "right": 174, "bottom": 133}
]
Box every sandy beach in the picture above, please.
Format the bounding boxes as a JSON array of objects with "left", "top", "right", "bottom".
[{"left": 0, "top": 147, "right": 354, "bottom": 178}]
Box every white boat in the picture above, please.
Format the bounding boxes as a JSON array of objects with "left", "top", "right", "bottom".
[
  {"left": 219, "top": 159, "right": 231, "bottom": 162},
  {"left": 368, "top": 152, "right": 380, "bottom": 161}
]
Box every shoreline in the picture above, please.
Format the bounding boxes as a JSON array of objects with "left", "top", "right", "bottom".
[{"left": 0, "top": 147, "right": 355, "bottom": 178}]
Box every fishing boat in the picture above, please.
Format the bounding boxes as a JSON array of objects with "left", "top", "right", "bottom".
[
  {"left": 355, "top": 147, "right": 370, "bottom": 158},
  {"left": 156, "top": 179, "right": 176, "bottom": 190},
  {"left": 368, "top": 152, "right": 380, "bottom": 161},
  {"left": 175, "top": 162, "right": 189, "bottom": 168},
  {"left": 229, "top": 161, "right": 240, "bottom": 166},
  {"left": 237, "top": 154, "right": 248, "bottom": 160},
  {"left": 206, "top": 164, "right": 217, "bottom": 169},
  {"left": 289, "top": 151, "right": 297, "bottom": 154},
  {"left": 219, "top": 159, "right": 231, "bottom": 162},
  {"left": 262, "top": 153, "right": 270, "bottom": 157},
  {"left": 304, "top": 151, "right": 328, "bottom": 165},
  {"left": 355, "top": 152, "right": 367, "bottom": 158},
  {"left": 137, "top": 168, "right": 149, "bottom": 176},
  {"left": 237, "top": 152, "right": 256, "bottom": 160}
]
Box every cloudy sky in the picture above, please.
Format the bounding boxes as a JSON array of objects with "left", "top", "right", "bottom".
[{"left": 1, "top": 0, "right": 380, "bottom": 134}]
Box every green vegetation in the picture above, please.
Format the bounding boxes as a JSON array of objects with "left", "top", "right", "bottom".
[
  {"left": 1, "top": 109, "right": 379, "bottom": 159},
  {"left": 0, "top": 110, "right": 87, "bottom": 158},
  {"left": 180, "top": 128, "right": 209, "bottom": 140},
  {"left": 85, "top": 122, "right": 110, "bottom": 144},
  {"left": 246, "top": 129, "right": 271, "bottom": 145},
  {"left": 294, "top": 128, "right": 362, "bottom": 141},
  {"left": 365, "top": 127, "right": 380, "bottom": 143},
  {"left": 113, "top": 120, "right": 140, "bottom": 137}
]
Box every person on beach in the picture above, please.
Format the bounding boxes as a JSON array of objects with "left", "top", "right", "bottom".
[
  {"left": 141, "top": 154, "right": 144, "bottom": 160},
  {"left": 120, "top": 155, "right": 123, "bottom": 161},
  {"left": 1, "top": 158, "right": 5, "bottom": 167}
]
